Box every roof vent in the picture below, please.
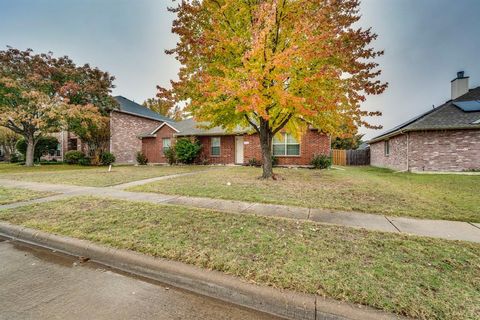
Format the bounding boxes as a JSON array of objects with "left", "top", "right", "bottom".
[{"left": 472, "top": 119, "right": 480, "bottom": 124}]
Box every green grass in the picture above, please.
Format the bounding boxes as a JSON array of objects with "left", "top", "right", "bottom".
[
  {"left": 0, "top": 163, "right": 206, "bottom": 187},
  {"left": 0, "top": 187, "right": 53, "bottom": 205},
  {"left": 129, "top": 166, "right": 480, "bottom": 222},
  {"left": 1, "top": 196, "right": 478, "bottom": 319}
]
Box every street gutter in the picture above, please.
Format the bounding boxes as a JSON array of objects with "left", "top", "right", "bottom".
[{"left": 0, "top": 221, "right": 404, "bottom": 320}]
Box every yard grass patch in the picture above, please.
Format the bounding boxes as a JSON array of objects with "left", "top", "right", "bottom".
[
  {"left": 1, "top": 196, "right": 479, "bottom": 319},
  {"left": 129, "top": 166, "right": 480, "bottom": 222},
  {"left": 0, "top": 187, "right": 53, "bottom": 205},
  {"left": 0, "top": 163, "right": 206, "bottom": 187}
]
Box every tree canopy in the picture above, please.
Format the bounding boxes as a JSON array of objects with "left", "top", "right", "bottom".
[
  {"left": 0, "top": 47, "right": 116, "bottom": 166},
  {"left": 160, "top": 0, "right": 387, "bottom": 178},
  {"left": 143, "top": 97, "right": 184, "bottom": 121}
]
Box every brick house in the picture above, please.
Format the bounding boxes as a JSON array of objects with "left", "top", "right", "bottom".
[
  {"left": 140, "top": 118, "right": 331, "bottom": 166},
  {"left": 48, "top": 96, "right": 172, "bottom": 163},
  {"left": 369, "top": 72, "right": 480, "bottom": 172}
]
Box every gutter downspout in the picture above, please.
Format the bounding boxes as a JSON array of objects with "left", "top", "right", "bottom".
[{"left": 406, "top": 132, "right": 410, "bottom": 172}]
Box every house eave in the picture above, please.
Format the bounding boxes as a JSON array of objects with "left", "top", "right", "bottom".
[
  {"left": 112, "top": 109, "right": 165, "bottom": 123},
  {"left": 368, "top": 126, "right": 480, "bottom": 144}
]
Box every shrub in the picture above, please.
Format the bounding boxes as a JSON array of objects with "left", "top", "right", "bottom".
[
  {"left": 100, "top": 152, "right": 116, "bottom": 166},
  {"left": 10, "top": 153, "right": 21, "bottom": 163},
  {"left": 247, "top": 158, "right": 261, "bottom": 167},
  {"left": 311, "top": 154, "right": 331, "bottom": 169},
  {"left": 16, "top": 136, "right": 59, "bottom": 162},
  {"left": 78, "top": 156, "right": 91, "bottom": 166},
  {"left": 272, "top": 156, "right": 278, "bottom": 166},
  {"left": 163, "top": 148, "right": 176, "bottom": 165},
  {"left": 174, "top": 138, "right": 202, "bottom": 164},
  {"left": 136, "top": 151, "right": 148, "bottom": 165},
  {"left": 64, "top": 150, "right": 86, "bottom": 165}
]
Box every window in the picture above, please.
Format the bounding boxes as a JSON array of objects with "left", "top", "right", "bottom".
[
  {"left": 384, "top": 140, "right": 390, "bottom": 156},
  {"left": 162, "top": 138, "right": 171, "bottom": 154},
  {"left": 68, "top": 138, "right": 78, "bottom": 151},
  {"left": 56, "top": 143, "right": 61, "bottom": 156},
  {"left": 211, "top": 137, "right": 221, "bottom": 156},
  {"left": 273, "top": 133, "right": 300, "bottom": 156}
]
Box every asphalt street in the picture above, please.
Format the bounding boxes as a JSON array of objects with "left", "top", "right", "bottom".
[{"left": 0, "top": 237, "right": 280, "bottom": 320}]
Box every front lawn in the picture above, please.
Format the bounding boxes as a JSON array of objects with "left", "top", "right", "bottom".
[
  {"left": 0, "top": 186, "right": 53, "bottom": 205},
  {"left": 129, "top": 166, "right": 480, "bottom": 222},
  {"left": 0, "top": 163, "right": 206, "bottom": 187},
  {"left": 0, "top": 196, "right": 478, "bottom": 319}
]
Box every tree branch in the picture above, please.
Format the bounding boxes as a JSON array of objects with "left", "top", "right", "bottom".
[
  {"left": 244, "top": 114, "right": 260, "bottom": 133},
  {"left": 272, "top": 113, "right": 293, "bottom": 135}
]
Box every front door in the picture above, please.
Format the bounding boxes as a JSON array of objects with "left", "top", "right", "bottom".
[{"left": 235, "top": 136, "right": 244, "bottom": 164}]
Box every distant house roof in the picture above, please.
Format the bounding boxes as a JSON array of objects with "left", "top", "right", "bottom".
[
  {"left": 113, "top": 96, "right": 174, "bottom": 122},
  {"left": 369, "top": 86, "right": 480, "bottom": 143}
]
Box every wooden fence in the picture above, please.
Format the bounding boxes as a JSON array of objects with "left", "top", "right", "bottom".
[{"left": 331, "top": 149, "right": 370, "bottom": 166}]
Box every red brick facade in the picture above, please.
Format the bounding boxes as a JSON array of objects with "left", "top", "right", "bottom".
[
  {"left": 140, "top": 128, "right": 330, "bottom": 166},
  {"left": 142, "top": 125, "right": 177, "bottom": 163},
  {"left": 370, "top": 129, "right": 480, "bottom": 172},
  {"left": 243, "top": 130, "right": 330, "bottom": 166},
  {"left": 110, "top": 111, "right": 161, "bottom": 164}
]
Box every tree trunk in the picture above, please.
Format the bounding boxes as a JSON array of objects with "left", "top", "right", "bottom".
[
  {"left": 25, "top": 136, "right": 35, "bottom": 167},
  {"left": 259, "top": 120, "right": 274, "bottom": 179}
]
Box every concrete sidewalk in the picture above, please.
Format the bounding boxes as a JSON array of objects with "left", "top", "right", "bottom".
[{"left": 1, "top": 178, "right": 479, "bottom": 243}]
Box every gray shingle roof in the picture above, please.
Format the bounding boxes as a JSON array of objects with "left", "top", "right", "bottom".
[
  {"left": 171, "top": 118, "right": 248, "bottom": 136},
  {"left": 369, "top": 87, "right": 480, "bottom": 143},
  {"left": 114, "top": 96, "right": 173, "bottom": 122}
]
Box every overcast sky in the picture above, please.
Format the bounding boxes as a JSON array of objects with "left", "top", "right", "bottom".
[{"left": 1, "top": 0, "right": 479, "bottom": 139}]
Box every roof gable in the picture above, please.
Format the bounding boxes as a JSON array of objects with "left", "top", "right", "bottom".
[
  {"left": 369, "top": 87, "right": 480, "bottom": 143},
  {"left": 113, "top": 96, "right": 173, "bottom": 122}
]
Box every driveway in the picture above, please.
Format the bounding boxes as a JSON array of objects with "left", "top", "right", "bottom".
[{"left": 0, "top": 238, "right": 280, "bottom": 320}]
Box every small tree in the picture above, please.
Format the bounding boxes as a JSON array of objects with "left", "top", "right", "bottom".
[
  {"left": 0, "top": 47, "right": 116, "bottom": 166},
  {"left": 160, "top": 0, "right": 387, "bottom": 178},
  {"left": 0, "top": 127, "right": 20, "bottom": 161}
]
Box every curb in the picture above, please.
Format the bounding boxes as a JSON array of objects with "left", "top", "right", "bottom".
[{"left": 0, "top": 222, "right": 402, "bottom": 320}]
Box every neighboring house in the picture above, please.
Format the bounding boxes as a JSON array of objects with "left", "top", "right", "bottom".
[
  {"left": 48, "top": 96, "right": 173, "bottom": 163},
  {"left": 369, "top": 71, "right": 480, "bottom": 172},
  {"left": 46, "top": 95, "right": 330, "bottom": 166},
  {"left": 140, "top": 118, "right": 330, "bottom": 166},
  {"left": 109, "top": 96, "right": 173, "bottom": 163}
]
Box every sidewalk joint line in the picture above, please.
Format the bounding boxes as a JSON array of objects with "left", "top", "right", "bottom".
[
  {"left": 468, "top": 222, "right": 480, "bottom": 230},
  {"left": 384, "top": 216, "right": 401, "bottom": 232}
]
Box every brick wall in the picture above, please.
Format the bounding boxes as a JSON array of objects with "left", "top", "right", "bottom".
[
  {"left": 110, "top": 111, "right": 161, "bottom": 164},
  {"left": 370, "top": 129, "right": 480, "bottom": 172},
  {"left": 140, "top": 129, "right": 330, "bottom": 166},
  {"left": 370, "top": 134, "right": 408, "bottom": 171},
  {"left": 142, "top": 125, "right": 177, "bottom": 163},
  {"left": 197, "top": 135, "right": 235, "bottom": 164},
  {"left": 243, "top": 130, "right": 330, "bottom": 166},
  {"left": 408, "top": 130, "right": 480, "bottom": 171}
]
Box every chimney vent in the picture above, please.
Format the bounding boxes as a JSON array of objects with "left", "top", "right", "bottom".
[{"left": 451, "top": 71, "right": 469, "bottom": 100}]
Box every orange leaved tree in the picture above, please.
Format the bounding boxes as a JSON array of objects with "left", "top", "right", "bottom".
[{"left": 160, "top": 0, "right": 387, "bottom": 178}]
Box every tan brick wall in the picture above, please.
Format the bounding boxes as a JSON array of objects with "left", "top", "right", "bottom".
[
  {"left": 370, "top": 134, "right": 408, "bottom": 171},
  {"left": 110, "top": 111, "right": 161, "bottom": 164},
  {"left": 370, "top": 130, "right": 480, "bottom": 172},
  {"left": 408, "top": 130, "right": 480, "bottom": 172}
]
